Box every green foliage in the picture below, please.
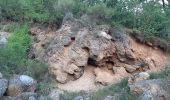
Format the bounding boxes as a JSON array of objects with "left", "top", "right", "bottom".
[
  {"left": 150, "top": 67, "right": 170, "bottom": 79},
  {"left": 1, "top": 0, "right": 170, "bottom": 42},
  {"left": 19, "top": 0, "right": 50, "bottom": 22},
  {"left": 87, "top": 3, "right": 114, "bottom": 24},
  {"left": 0, "top": 24, "right": 48, "bottom": 80},
  {"left": 37, "top": 82, "right": 53, "bottom": 96},
  {"left": 0, "top": 25, "right": 30, "bottom": 74}
]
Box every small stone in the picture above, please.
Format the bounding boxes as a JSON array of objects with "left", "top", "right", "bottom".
[
  {"left": 141, "top": 91, "right": 153, "bottom": 100},
  {"left": 113, "top": 67, "right": 127, "bottom": 75},
  {"left": 124, "top": 64, "right": 137, "bottom": 73}
]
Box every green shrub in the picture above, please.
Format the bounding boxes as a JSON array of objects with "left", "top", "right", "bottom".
[
  {"left": 37, "top": 82, "right": 53, "bottom": 96},
  {"left": 0, "top": 24, "right": 49, "bottom": 80},
  {"left": 150, "top": 67, "right": 170, "bottom": 79},
  {"left": 0, "top": 25, "right": 30, "bottom": 75},
  {"left": 87, "top": 3, "right": 114, "bottom": 24}
]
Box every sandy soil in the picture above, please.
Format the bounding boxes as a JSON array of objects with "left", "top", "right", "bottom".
[
  {"left": 130, "top": 38, "right": 170, "bottom": 71},
  {"left": 57, "top": 65, "right": 101, "bottom": 92}
]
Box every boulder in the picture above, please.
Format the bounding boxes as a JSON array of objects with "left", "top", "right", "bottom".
[
  {"left": 115, "top": 43, "right": 126, "bottom": 62},
  {"left": 113, "top": 67, "right": 128, "bottom": 76},
  {"left": 0, "top": 79, "right": 8, "bottom": 98},
  {"left": 53, "top": 70, "right": 68, "bottom": 84},
  {"left": 124, "top": 64, "right": 137, "bottom": 73},
  {"left": 125, "top": 49, "right": 136, "bottom": 60},
  {"left": 129, "top": 79, "right": 170, "bottom": 100},
  {"left": 7, "top": 75, "right": 37, "bottom": 96}
]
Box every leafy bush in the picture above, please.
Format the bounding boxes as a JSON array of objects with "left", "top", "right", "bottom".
[
  {"left": 0, "top": 24, "right": 48, "bottom": 80},
  {"left": 0, "top": 25, "right": 30, "bottom": 74}
]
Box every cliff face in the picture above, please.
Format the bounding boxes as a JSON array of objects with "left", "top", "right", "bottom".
[{"left": 30, "top": 14, "right": 170, "bottom": 91}]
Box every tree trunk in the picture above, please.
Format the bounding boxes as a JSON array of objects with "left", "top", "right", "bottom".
[{"left": 162, "top": 0, "right": 165, "bottom": 8}]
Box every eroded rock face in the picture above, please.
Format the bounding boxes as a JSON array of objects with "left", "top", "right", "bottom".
[
  {"left": 30, "top": 14, "right": 170, "bottom": 89},
  {"left": 42, "top": 15, "right": 116, "bottom": 84}
]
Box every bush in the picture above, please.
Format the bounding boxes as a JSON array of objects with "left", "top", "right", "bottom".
[
  {"left": 37, "top": 82, "right": 53, "bottom": 96},
  {"left": 0, "top": 25, "right": 30, "bottom": 74},
  {"left": 150, "top": 67, "right": 170, "bottom": 79},
  {"left": 87, "top": 3, "right": 114, "bottom": 24},
  {"left": 0, "top": 24, "right": 48, "bottom": 80}
]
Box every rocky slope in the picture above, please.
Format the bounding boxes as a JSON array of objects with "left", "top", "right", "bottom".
[{"left": 30, "top": 14, "right": 170, "bottom": 92}]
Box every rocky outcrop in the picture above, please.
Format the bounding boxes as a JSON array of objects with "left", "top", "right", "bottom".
[
  {"left": 128, "top": 72, "right": 170, "bottom": 100},
  {"left": 42, "top": 14, "right": 116, "bottom": 84},
  {"left": 29, "top": 14, "right": 170, "bottom": 91}
]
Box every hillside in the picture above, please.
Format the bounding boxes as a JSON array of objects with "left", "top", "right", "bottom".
[{"left": 0, "top": 0, "right": 170, "bottom": 100}]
